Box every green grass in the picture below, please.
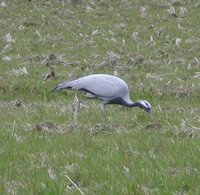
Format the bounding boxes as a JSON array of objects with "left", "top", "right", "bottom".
[{"left": 1, "top": 0, "right": 200, "bottom": 194}]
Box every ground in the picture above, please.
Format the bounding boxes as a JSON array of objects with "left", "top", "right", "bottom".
[{"left": 1, "top": 0, "right": 200, "bottom": 194}]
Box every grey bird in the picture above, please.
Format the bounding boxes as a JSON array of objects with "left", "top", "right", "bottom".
[{"left": 52, "top": 74, "right": 151, "bottom": 115}]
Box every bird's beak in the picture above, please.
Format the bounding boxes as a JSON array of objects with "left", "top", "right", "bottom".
[{"left": 147, "top": 110, "right": 152, "bottom": 118}]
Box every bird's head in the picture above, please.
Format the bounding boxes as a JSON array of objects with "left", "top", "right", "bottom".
[{"left": 136, "top": 100, "right": 152, "bottom": 116}]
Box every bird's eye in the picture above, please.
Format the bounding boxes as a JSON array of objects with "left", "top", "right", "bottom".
[{"left": 144, "top": 101, "right": 151, "bottom": 110}]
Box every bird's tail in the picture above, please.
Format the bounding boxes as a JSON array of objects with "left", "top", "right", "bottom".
[{"left": 51, "top": 81, "right": 72, "bottom": 92}]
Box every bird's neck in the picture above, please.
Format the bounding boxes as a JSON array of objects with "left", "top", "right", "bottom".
[
  {"left": 123, "top": 100, "right": 141, "bottom": 108},
  {"left": 106, "top": 97, "right": 142, "bottom": 109}
]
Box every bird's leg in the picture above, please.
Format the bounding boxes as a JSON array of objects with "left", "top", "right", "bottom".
[
  {"left": 122, "top": 105, "right": 128, "bottom": 112},
  {"left": 77, "top": 92, "right": 91, "bottom": 107},
  {"left": 71, "top": 95, "right": 80, "bottom": 129},
  {"left": 99, "top": 103, "right": 109, "bottom": 126}
]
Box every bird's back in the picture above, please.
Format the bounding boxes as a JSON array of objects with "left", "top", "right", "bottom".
[{"left": 53, "top": 74, "right": 130, "bottom": 103}]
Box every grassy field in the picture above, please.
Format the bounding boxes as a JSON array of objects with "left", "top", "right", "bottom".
[{"left": 1, "top": 0, "right": 200, "bottom": 194}]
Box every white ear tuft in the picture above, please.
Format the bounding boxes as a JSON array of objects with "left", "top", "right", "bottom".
[{"left": 138, "top": 100, "right": 151, "bottom": 110}]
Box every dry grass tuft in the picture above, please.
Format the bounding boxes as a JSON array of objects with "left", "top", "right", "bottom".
[
  {"left": 42, "top": 66, "right": 55, "bottom": 80},
  {"left": 9, "top": 67, "right": 28, "bottom": 76},
  {"left": 146, "top": 122, "right": 162, "bottom": 130},
  {"left": 33, "top": 122, "right": 70, "bottom": 134},
  {"left": 89, "top": 124, "right": 124, "bottom": 134},
  {"left": 95, "top": 51, "right": 120, "bottom": 68}
]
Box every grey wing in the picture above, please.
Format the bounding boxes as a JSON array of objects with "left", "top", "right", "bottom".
[
  {"left": 52, "top": 78, "right": 82, "bottom": 91},
  {"left": 53, "top": 75, "right": 120, "bottom": 98}
]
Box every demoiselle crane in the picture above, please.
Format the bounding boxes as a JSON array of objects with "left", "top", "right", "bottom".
[{"left": 52, "top": 74, "right": 151, "bottom": 116}]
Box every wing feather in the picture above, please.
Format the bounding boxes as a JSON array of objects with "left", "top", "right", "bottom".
[{"left": 53, "top": 74, "right": 129, "bottom": 99}]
